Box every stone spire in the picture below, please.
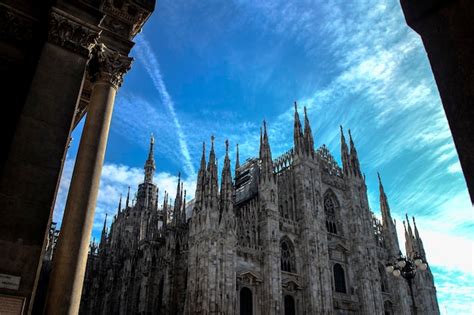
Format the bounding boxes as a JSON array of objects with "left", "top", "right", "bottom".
[
  {"left": 378, "top": 172, "right": 400, "bottom": 255},
  {"left": 181, "top": 190, "right": 187, "bottom": 224},
  {"left": 348, "top": 129, "right": 362, "bottom": 177},
  {"left": 340, "top": 126, "right": 351, "bottom": 176},
  {"left": 303, "top": 106, "right": 315, "bottom": 157},
  {"left": 403, "top": 219, "right": 409, "bottom": 253},
  {"left": 206, "top": 135, "right": 219, "bottom": 208},
  {"left": 406, "top": 213, "right": 414, "bottom": 239},
  {"left": 293, "top": 102, "right": 304, "bottom": 155},
  {"left": 173, "top": 172, "right": 182, "bottom": 225},
  {"left": 235, "top": 143, "right": 240, "bottom": 177},
  {"left": 260, "top": 121, "right": 274, "bottom": 182},
  {"left": 144, "top": 134, "right": 156, "bottom": 183},
  {"left": 220, "top": 140, "right": 233, "bottom": 223},
  {"left": 99, "top": 213, "right": 107, "bottom": 249},
  {"left": 404, "top": 214, "right": 416, "bottom": 257},
  {"left": 412, "top": 216, "right": 426, "bottom": 259},
  {"left": 117, "top": 194, "right": 122, "bottom": 214},
  {"left": 195, "top": 142, "right": 207, "bottom": 210},
  {"left": 378, "top": 172, "right": 392, "bottom": 223},
  {"left": 126, "top": 186, "right": 130, "bottom": 208}
]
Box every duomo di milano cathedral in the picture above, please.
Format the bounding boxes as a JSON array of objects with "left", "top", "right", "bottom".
[{"left": 78, "top": 104, "right": 440, "bottom": 315}]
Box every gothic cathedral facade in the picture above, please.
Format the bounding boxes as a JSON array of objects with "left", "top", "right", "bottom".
[{"left": 79, "top": 104, "right": 439, "bottom": 314}]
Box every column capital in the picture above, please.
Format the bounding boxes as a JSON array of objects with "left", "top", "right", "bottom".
[
  {"left": 48, "top": 8, "right": 101, "bottom": 56},
  {"left": 88, "top": 43, "right": 133, "bottom": 88}
]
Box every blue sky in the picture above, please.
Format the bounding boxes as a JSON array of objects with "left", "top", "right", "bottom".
[{"left": 53, "top": 0, "right": 473, "bottom": 313}]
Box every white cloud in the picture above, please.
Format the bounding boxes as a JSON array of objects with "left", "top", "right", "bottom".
[
  {"left": 423, "top": 230, "right": 473, "bottom": 273},
  {"left": 52, "top": 159, "right": 196, "bottom": 239}
]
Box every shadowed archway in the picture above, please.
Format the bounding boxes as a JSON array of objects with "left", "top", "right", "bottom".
[
  {"left": 284, "top": 295, "right": 295, "bottom": 315},
  {"left": 240, "top": 287, "right": 253, "bottom": 315}
]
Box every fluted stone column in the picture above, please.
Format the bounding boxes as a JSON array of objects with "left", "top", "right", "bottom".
[{"left": 45, "top": 44, "right": 132, "bottom": 315}]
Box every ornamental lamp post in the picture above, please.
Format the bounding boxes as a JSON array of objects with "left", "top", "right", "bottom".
[{"left": 385, "top": 252, "right": 428, "bottom": 315}]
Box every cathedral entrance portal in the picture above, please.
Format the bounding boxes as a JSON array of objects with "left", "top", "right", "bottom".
[
  {"left": 240, "top": 287, "right": 253, "bottom": 315},
  {"left": 284, "top": 295, "right": 295, "bottom": 315}
]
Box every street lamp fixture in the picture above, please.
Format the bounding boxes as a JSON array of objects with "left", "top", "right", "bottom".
[{"left": 385, "top": 252, "right": 428, "bottom": 315}]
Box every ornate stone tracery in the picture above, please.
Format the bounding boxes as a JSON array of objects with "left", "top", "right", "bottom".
[
  {"left": 274, "top": 148, "right": 294, "bottom": 173},
  {"left": 324, "top": 189, "right": 342, "bottom": 235},
  {"left": 317, "top": 145, "right": 343, "bottom": 177},
  {"left": 280, "top": 237, "right": 296, "bottom": 273},
  {"left": 372, "top": 215, "right": 385, "bottom": 248},
  {"left": 48, "top": 8, "right": 100, "bottom": 56}
]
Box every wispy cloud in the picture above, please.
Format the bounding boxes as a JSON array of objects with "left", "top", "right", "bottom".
[{"left": 134, "top": 35, "right": 196, "bottom": 178}]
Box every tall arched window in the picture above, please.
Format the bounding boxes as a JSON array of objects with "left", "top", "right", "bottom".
[
  {"left": 240, "top": 287, "right": 253, "bottom": 315},
  {"left": 280, "top": 238, "right": 296, "bottom": 273},
  {"left": 324, "top": 190, "right": 340, "bottom": 235},
  {"left": 333, "top": 263, "right": 346, "bottom": 293}
]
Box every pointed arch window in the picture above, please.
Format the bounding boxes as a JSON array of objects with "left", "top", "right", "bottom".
[
  {"left": 324, "top": 190, "right": 341, "bottom": 235},
  {"left": 333, "top": 263, "right": 346, "bottom": 293},
  {"left": 281, "top": 238, "right": 296, "bottom": 273}
]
